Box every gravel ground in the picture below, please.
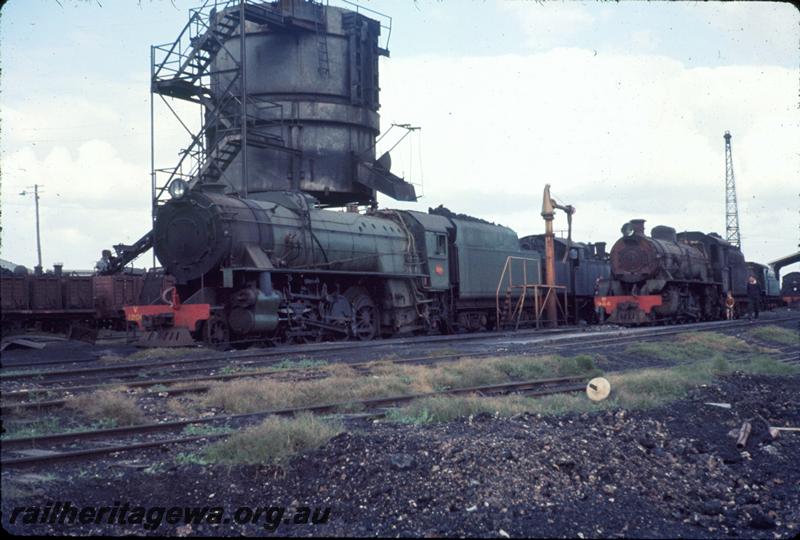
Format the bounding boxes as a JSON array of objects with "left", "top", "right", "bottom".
[{"left": 3, "top": 371, "right": 798, "bottom": 538}]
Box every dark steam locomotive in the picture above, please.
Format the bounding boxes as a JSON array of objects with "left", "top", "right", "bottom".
[
  {"left": 595, "top": 219, "right": 764, "bottom": 324},
  {"left": 142, "top": 183, "right": 542, "bottom": 345}
]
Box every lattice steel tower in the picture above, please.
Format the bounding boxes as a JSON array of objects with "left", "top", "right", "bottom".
[{"left": 724, "top": 131, "right": 741, "bottom": 248}]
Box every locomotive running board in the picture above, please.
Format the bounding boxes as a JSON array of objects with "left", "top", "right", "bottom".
[{"left": 595, "top": 295, "right": 662, "bottom": 315}]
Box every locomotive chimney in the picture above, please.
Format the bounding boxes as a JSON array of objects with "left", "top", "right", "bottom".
[
  {"left": 53, "top": 263, "right": 63, "bottom": 277},
  {"left": 630, "top": 219, "right": 646, "bottom": 236}
]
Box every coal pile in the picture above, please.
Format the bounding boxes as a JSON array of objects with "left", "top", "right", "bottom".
[{"left": 3, "top": 372, "right": 798, "bottom": 537}]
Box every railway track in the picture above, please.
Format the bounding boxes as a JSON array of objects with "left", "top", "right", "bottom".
[
  {"left": 3, "top": 313, "right": 797, "bottom": 382},
  {"left": 0, "top": 375, "right": 587, "bottom": 468},
  {"left": 2, "top": 316, "right": 797, "bottom": 411},
  {"left": 4, "top": 314, "right": 797, "bottom": 388},
  {"left": 2, "top": 338, "right": 797, "bottom": 417},
  {"left": 0, "top": 323, "right": 584, "bottom": 371},
  {"left": 2, "top": 317, "right": 796, "bottom": 469}
]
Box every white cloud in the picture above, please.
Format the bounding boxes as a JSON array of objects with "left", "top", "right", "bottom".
[
  {"left": 1, "top": 141, "right": 153, "bottom": 269},
  {"left": 378, "top": 48, "right": 799, "bottom": 264},
  {"left": 1, "top": 73, "right": 202, "bottom": 269}
]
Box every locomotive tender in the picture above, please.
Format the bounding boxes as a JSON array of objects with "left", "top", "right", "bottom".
[
  {"left": 520, "top": 235, "right": 610, "bottom": 323},
  {"left": 148, "top": 182, "right": 540, "bottom": 345}
]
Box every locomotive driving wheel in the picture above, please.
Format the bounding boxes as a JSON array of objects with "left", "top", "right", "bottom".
[
  {"left": 346, "top": 288, "right": 378, "bottom": 341},
  {"left": 297, "top": 308, "right": 324, "bottom": 344},
  {"left": 203, "top": 313, "right": 230, "bottom": 350}
]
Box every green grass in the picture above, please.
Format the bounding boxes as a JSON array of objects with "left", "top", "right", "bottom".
[
  {"left": 387, "top": 353, "right": 798, "bottom": 424},
  {"left": 624, "top": 331, "right": 761, "bottom": 362},
  {"left": 203, "top": 414, "right": 342, "bottom": 465},
  {"left": 745, "top": 325, "right": 798, "bottom": 346},
  {"left": 386, "top": 395, "right": 536, "bottom": 424},
  {"left": 181, "top": 424, "right": 233, "bottom": 437},
  {"left": 269, "top": 359, "right": 328, "bottom": 371},
  {"left": 174, "top": 452, "right": 211, "bottom": 466},
  {"left": 194, "top": 353, "right": 599, "bottom": 415}
]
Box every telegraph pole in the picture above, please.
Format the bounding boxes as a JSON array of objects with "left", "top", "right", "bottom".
[
  {"left": 724, "top": 131, "right": 742, "bottom": 249},
  {"left": 20, "top": 184, "right": 43, "bottom": 272}
]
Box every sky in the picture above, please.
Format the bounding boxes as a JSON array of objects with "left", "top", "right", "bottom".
[{"left": 1, "top": 0, "right": 798, "bottom": 276}]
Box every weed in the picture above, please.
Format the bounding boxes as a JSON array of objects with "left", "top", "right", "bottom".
[
  {"left": 65, "top": 390, "right": 144, "bottom": 426},
  {"left": 625, "top": 331, "right": 760, "bottom": 362},
  {"left": 166, "top": 398, "right": 191, "bottom": 417},
  {"left": 218, "top": 366, "right": 242, "bottom": 376},
  {"left": 270, "top": 359, "right": 328, "bottom": 371},
  {"left": 193, "top": 353, "right": 599, "bottom": 415},
  {"left": 1, "top": 417, "right": 62, "bottom": 439},
  {"left": 181, "top": 424, "right": 233, "bottom": 437},
  {"left": 745, "top": 325, "right": 798, "bottom": 346},
  {"left": 204, "top": 414, "right": 342, "bottom": 465},
  {"left": 174, "top": 452, "right": 211, "bottom": 466},
  {"left": 143, "top": 463, "right": 166, "bottom": 475},
  {"left": 387, "top": 353, "right": 798, "bottom": 424}
]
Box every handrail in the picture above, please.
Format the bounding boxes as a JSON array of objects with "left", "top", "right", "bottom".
[{"left": 495, "top": 256, "right": 567, "bottom": 330}]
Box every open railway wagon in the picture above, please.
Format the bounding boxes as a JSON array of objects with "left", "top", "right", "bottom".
[
  {"left": 594, "top": 219, "right": 766, "bottom": 325},
  {"left": 0, "top": 267, "right": 94, "bottom": 336},
  {"left": 0, "top": 267, "right": 173, "bottom": 338}
]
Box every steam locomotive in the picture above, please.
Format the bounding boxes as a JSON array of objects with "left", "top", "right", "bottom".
[
  {"left": 140, "top": 182, "right": 546, "bottom": 346},
  {"left": 3, "top": 183, "right": 612, "bottom": 345},
  {"left": 595, "top": 219, "right": 778, "bottom": 324}
]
